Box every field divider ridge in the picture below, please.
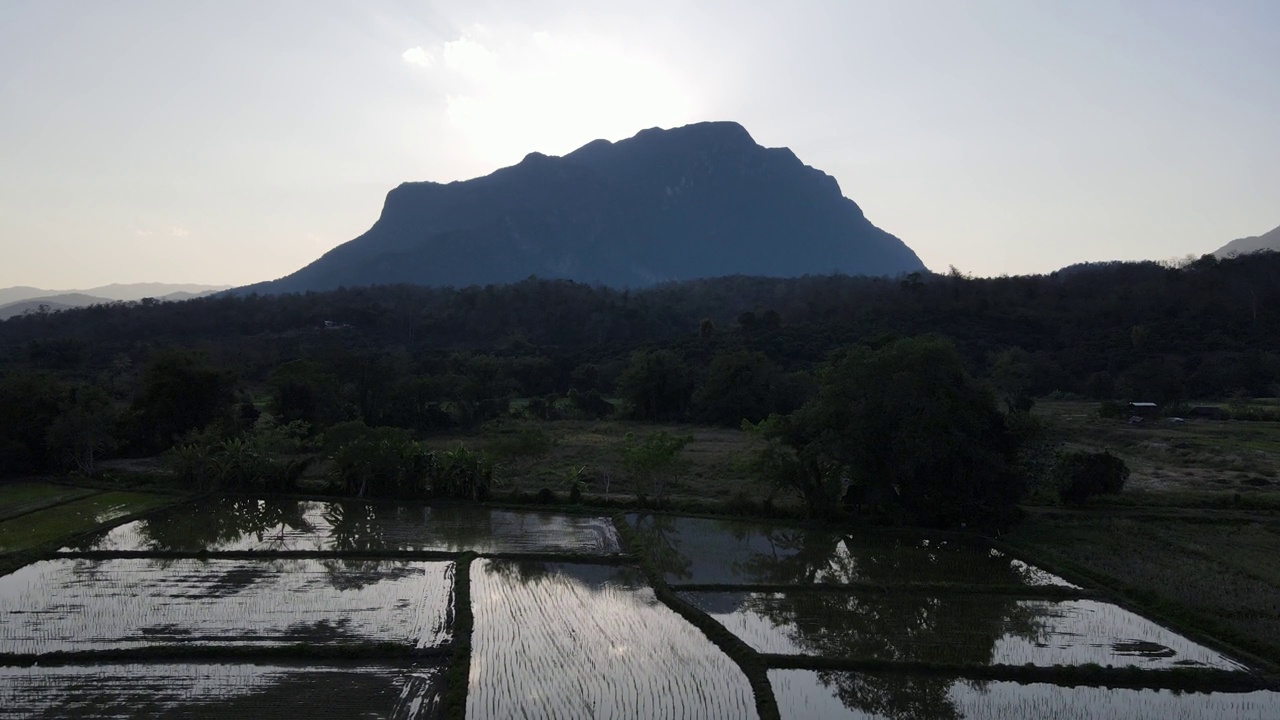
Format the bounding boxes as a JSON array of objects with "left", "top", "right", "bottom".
[
  {"left": 442, "top": 552, "right": 474, "bottom": 720},
  {"left": 612, "top": 513, "right": 781, "bottom": 720}
]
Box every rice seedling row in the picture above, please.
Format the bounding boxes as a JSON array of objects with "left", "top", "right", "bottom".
[
  {"left": 0, "top": 558, "right": 454, "bottom": 656},
  {"left": 468, "top": 559, "right": 759, "bottom": 719},
  {"left": 0, "top": 661, "right": 447, "bottom": 719},
  {"left": 679, "top": 591, "right": 1246, "bottom": 671},
  {"left": 769, "top": 669, "right": 1280, "bottom": 720},
  {"left": 612, "top": 513, "right": 782, "bottom": 720}
]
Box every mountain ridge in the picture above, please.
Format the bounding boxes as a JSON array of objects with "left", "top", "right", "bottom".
[
  {"left": 1214, "top": 224, "right": 1280, "bottom": 257},
  {"left": 0, "top": 285, "right": 229, "bottom": 320},
  {"left": 238, "top": 121, "right": 925, "bottom": 294},
  {"left": 0, "top": 283, "right": 230, "bottom": 306}
]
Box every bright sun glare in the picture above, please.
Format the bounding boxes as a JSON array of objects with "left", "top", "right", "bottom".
[{"left": 404, "top": 27, "right": 698, "bottom": 167}]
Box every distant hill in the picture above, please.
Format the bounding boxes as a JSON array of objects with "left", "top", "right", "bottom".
[
  {"left": 0, "top": 283, "right": 228, "bottom": 308},
  {"left": 0, "top": 294, "right": 113, "bottom": 320},
  {"left": 0, "top": 284, "right": 228, "bottom": 320},
  {"left": 1214, "top": 224, "right": 1280, "bottom": 257},
  {"left": 238, "top": 121, "right": 925, "bottom": 294}
]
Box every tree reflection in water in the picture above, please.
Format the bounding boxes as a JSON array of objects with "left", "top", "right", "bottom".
[
  {"left": 130, "top": 497, "right": 315, "bottom": 553},
  {"left": 633, "top": 515, "right": 1046, "bottom": 720},
  {"left": 629, "top": 514, "right": 693, "bottom": 581}
]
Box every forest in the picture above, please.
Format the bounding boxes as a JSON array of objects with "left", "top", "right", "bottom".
[{"left": 0, "top": 251, "right": 1277, "bottom": 525}]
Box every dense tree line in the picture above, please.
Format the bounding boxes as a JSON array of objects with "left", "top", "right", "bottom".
[
  {"left": 2, "top": 252, "right": 1276, "bottom": 403},
  {"left": 1, "top": 253, "right": 1275, "bottom": 521}
]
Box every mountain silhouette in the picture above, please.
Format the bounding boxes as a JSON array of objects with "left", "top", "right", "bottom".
[
  {"left": 1214, "top": 224, "right": 1280, "bottom": 257},
  {"left": 0, "top": 283, "right": 229, "bottom": 307},
  {"left": 238, "top": 122, "right": 925, "bottom": 293}
]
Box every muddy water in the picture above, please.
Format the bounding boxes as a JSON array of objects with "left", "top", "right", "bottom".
[
  {"left": 0, "top": 558, "right": 454, "bottom": 654},
  {"left": 626, "top": 514, "right": 1072, "bottom": 587},
  {"left": 468, "top": 559, "right": 758, "bottom": 720},
  {"left": 67, "top": 498, "right": 620, "bottom": 555},
  {"left": 682, "top": 591, "right": 1243, "bottom": 670},
  {"left": 770, "top": 669, "right": 1280, "bottom": 720}
]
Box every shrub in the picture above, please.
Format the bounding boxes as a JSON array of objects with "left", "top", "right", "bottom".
[
  {"left": 1097, "top": 401, "right": 1127, "bottom": 419},
  {"left": 567, "top": 388, "right": 614, "bottom": 419},
  {"left": 1054, "top": 450, "right": 1130, "bottom": 505},
  {"left": 433, "top": 445, "right": 492, "bottom": 501},
  {"left": 486, "top": 427, "right": 554, "bottom": 462}
]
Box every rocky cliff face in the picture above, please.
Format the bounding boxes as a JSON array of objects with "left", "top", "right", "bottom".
[{"left": 240, "top": 121, "right": 925, "bottom": 293}]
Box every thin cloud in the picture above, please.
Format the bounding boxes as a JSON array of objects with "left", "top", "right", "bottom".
[
  {"left": 170, "top": 225, "right": 190, "bottom": 238},
  {"left": 402, "top": 46, "right": 433, "bottom": 68}
]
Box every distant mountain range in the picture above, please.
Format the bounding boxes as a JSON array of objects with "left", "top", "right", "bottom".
[
  {"left": 1214, "top": 224, "right": 1280, "bottom": 257},
  {"left": 0, "top": 283, "right": 229, "bottom": 320},
  {"left": 237, "top": 121, "right": 925, "bottom": 294}
]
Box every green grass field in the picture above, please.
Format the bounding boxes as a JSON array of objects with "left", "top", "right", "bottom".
[
  {"left": 424, "top": 418, "right": 771, "bottom": 504},
  {"left": 1034, "top": 400, "right": 1280, "bottom": 496},
  {"left": 0, "top": 482, "right": 97, "bottom": 521},
  {"left": 0, "top": 491, "right": 174, "bottom": 553},
  {"left": 1006, "top": 512, "right": 1280, "bottom": 667}
]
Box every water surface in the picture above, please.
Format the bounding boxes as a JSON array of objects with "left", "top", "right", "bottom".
[
  {"left": 0, "top": 662, "right": 445, "bottom": 719},
  {"left": 67, "top": 498, "right": 619, "bottom": 555},
  {"left": 0, "top": 558, "right": 454, "bottom": 654},
  {"left": 468, "top": 559, "right": 757, "bottom": 719},
  {"left": 626, "top": 514, "right": 1071, "bottom": 587},
  {"left": 770, "top": 670, "right": 1280, "bottom": 720},
  {"left": 682, "top": 592, "right": 1243, "bottom": 670}
]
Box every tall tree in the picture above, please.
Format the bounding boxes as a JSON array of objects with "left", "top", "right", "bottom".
[
  {"left": 755, "top": 336, "right": 1022, "bottom": 526},
  {"left": 616, "top": 350, "right": 694, "bottom": 421},
  {"left": 131, "top": 350, "right": 236, "bottom": 451}
]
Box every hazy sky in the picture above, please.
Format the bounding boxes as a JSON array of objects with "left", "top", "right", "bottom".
[{"left": 1, "top": 0, "right": 1277, "bottom": 288}]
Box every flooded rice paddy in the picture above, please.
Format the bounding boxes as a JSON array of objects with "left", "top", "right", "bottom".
[
  {"left": 0, "top": 662, "right": 446, "bottom": 719},
  {"left": 0, "top": 558, "right": 454, "bottom": 653},
  {"left": 0, "top": 496, "right": 1272, "bottom": 717},
  {"left": 468, "top": 559, "right": 758, "bottom": 719},
  {"left": 69, "top": 498, "right": 620, "bottom": 555},
  {"left": 769, "top": 670, "right": 1280, "bottom": 720},
  {"left": 680, "top": 592, "right": 1242, "bottom": 669},
  {"left": 625, "top": 513, "right": 1074, "bottom": 587}
]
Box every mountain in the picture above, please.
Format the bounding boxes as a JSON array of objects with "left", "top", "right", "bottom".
[
  {"left": 0, "top": 294, "right": 113, "bottom": 320},
  {"left": 0, "top": 284, "right": 228, "bottom": 307},
  {"left": 0, "top": 286, "right": 50, "bottom": 306},
  {"left": 1214, "top": 224, "right": 1280, "bottom": 257},
  {"left": 238, "top": 122, "right": 925, "bottom": 294},
  {"left": 0, "top": 285, "right": 229, "bottom": 320}
]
